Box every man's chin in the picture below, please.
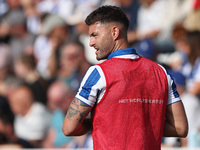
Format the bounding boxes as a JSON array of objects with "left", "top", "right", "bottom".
[
  {"left": 96, "top": 57, "right": 107, "bottom": 61},
  {"left": 96, "top": 54, "right": 108, "bottom": 61},
  {"left": 96, "top": 57, "right": 101, "bottom": 61}
]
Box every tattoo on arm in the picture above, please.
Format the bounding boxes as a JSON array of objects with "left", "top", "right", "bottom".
[
  {"left": 80, "top": 101, "right": 90, "bottom": 107},
  {"left": 67, "top": 99, "right": 79, "bottom": 120},
  {"left": 67, "top": 99, "right": 91, "bottom": 123}
]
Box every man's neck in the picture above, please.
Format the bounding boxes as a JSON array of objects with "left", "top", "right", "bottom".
[{"left": 112, "top": 40, "right": 129, "bottom": 53}]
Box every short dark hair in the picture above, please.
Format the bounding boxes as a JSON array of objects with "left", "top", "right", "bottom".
[{"left": 85, "top": 5, "right": 129, "bottom": 31}]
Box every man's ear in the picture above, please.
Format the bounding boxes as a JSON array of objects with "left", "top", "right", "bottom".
[{"left": 112, "top": 26, "right": 120, "bottom": 41}]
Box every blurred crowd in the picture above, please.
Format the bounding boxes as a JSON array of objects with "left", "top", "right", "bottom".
[{"left": 0, "top": 0, "right": 200, "bottom": 149}]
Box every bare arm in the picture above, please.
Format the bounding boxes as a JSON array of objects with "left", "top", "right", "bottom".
[
  {"left": 62, "top": 98, "right": 92, "bottom": 136},
  {"left": 163, "top": 101, "right": 188, "bottom": 137}
]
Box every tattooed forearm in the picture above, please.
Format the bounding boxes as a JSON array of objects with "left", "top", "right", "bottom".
[
  {"left": 63, "top": 98, "right": 92, "bottom": 136},
  {"left": 78, "top": 101, "right": 91, "bottom": 122},
  {"left": 79, "top": 109, "right": 89, "bottom": 123},
  {"left": 67, "top": 99, "right": 79, "bottom": 120},
  {"left": 67, "top": 98, "right": 92, "bottom": 123}
]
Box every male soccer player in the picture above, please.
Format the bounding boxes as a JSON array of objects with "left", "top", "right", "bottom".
[{"left": 62, "top": 5, "right": 188, "bottom": 150}]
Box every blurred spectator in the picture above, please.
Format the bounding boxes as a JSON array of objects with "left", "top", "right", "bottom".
[
  {"left": 1, "top": 0, "right": 22, "bottom": 22},
  {"left": 169, "top": 23, "right": 188, "bottom": 71},
  {"left": 157, "top": 9, "right": 200, "bottom": 73},
  {"left": 47, "top": 80, "right": 74, "bottom": 114},
  {"left": 125, "top": 0, "right": 193, "bottom": 54},
  {"left": 159, "top": 0, "right": 193, "bottom": 41},
  {"left": 136, "top": 0, "right": 167, "bottom": 41},
  {"left": 117, "top": 0, "right": 140, "bottom": 46},
  {"left": 44, "top": 80, "right": 93, "bottom": 149},
  {"left": 54, "top": 40, "right": 91, "bottom": 93},
  {"left": 157, "top": 25, "right": 188, "bottom": 146},
  {"left": 36, "top": 0, "right": 74, "bottom": 24},
  {"left": 157, "top": 21, "right": 196, "bottom": 91},
  {"left": 0, "top": 75, "right": 23, "bottom": 97},
  {"left": 8, "top": 84, "right": 51, "bottom": 148},
  {"left": 3, "top": 9, "right": 36, "bottom": 59},
  {"left": 5, "top": 0, "right": 22, "bottom": 11},
  {"left": 43, "top": 80, "right": 74, "bottom": 148},
  {"left": 0, "top": 95, "right": 34, "bottom": 148},
  {"left": 158, "top": 0, "right": 194, "bottom": 53},
  {"left": 13, "top": 54, "right": 48, "bottom": 104},
  {"left": 34, "top": 14, "right": 71, "bottom": 79},
  {"left": 156, "top": 23, "right": 188, "bottom": 97},
  {"left": 158, "top": 9, "right": 200, "bottom": 146},
  {"left": 120, "top": 0, "right": 140, "bottom": 31},
  {"left": 180, "top": 28, "right": 200, "bottom": 147},
  {"left": 20, "top": 0, "right": 41, "bottom": 35}
]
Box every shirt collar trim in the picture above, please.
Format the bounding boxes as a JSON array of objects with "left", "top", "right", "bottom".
[{"left": 107, "top": 48, "right": 138, "bottom": 60}]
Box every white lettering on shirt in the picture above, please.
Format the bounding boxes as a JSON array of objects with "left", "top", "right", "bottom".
[{"left": 118, "top": 99, "right": 163, "bottom": 104}]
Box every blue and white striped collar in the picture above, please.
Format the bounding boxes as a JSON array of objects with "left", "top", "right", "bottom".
[{"left": 107, "top": 48, "right": 139, "bottom": 60}]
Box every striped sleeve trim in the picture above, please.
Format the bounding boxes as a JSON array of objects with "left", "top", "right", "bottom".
[
  {"left": 158, "top": 64, "right": 181, "bottom": 105},
  {"left": 75, "top": 65, "right": 106, "bottom": 107}
]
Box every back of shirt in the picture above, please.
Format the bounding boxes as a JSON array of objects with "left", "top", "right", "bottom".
[{"left": 92, "top": 57, "right": 168, "bottom": 150}]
